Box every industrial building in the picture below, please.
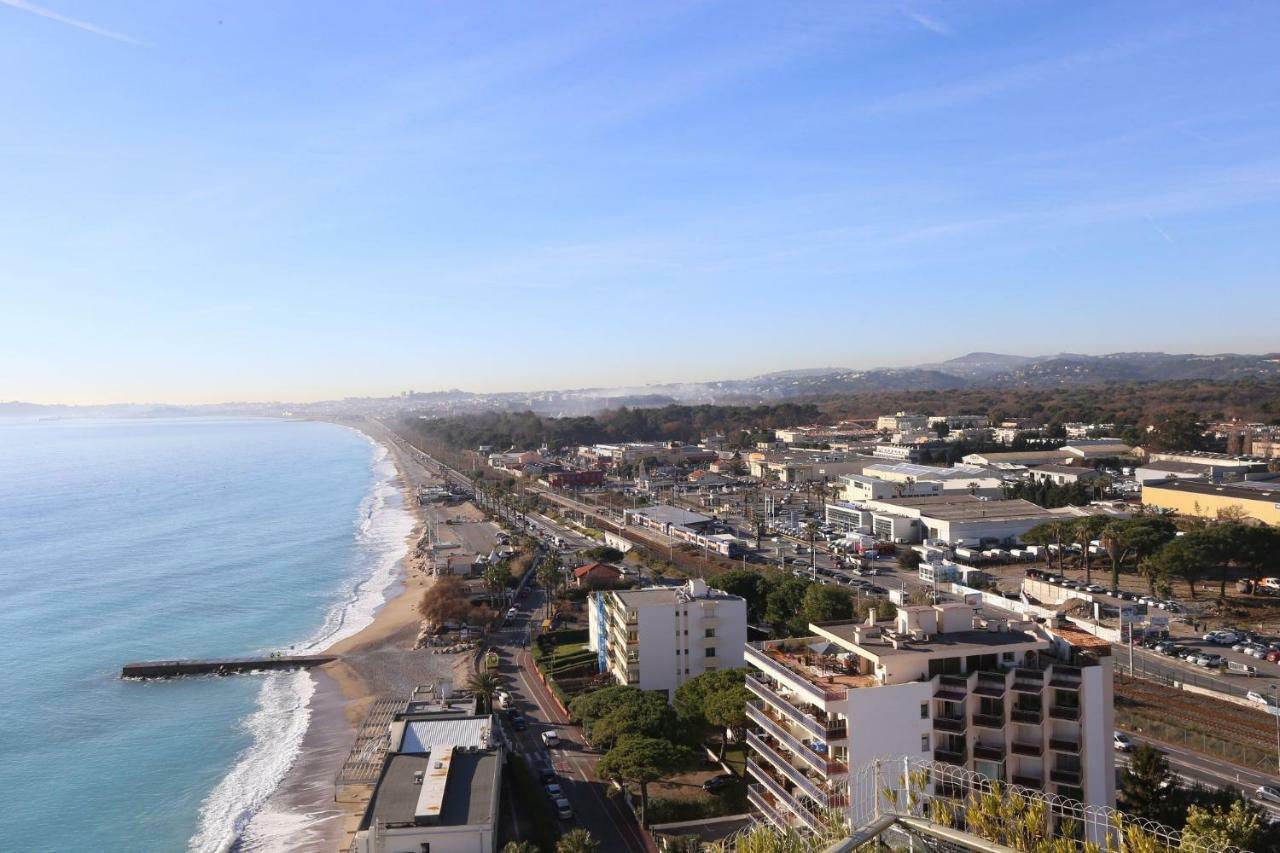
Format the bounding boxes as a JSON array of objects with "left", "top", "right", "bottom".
[{"left": 1141, "top": 477, "right": 1280, "bottom": 525}]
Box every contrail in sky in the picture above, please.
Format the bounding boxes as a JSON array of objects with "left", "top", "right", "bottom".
[{"left": 0, "top": 0, "right": 140, "bottom": 45}]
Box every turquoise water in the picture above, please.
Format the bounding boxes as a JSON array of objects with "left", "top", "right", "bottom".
[{"left": 0, "top": 417, "right": 411, "bottom": 852}]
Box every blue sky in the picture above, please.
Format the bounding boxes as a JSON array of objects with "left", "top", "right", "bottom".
[{"left": 2, "top": 1, "right": 1279, "bottom": 404}]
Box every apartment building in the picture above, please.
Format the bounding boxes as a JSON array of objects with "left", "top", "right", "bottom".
[
  {"left": 743, "top": 605, "right": 1114, "bottom": 837},
  {"left": 588, "top": 579, "right": 748, "bottom": 698}
]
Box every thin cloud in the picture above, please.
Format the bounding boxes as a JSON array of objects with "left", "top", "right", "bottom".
[
  {"left": 0, "top": 0, "right": 139, "bottom": 45},
  {"left": 903, "top": 8, "right": 952, "bottom": 36}
]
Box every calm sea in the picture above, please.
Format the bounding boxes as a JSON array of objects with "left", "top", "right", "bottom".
[{"left": 0, "top": 417, "right": 412, "bottom": 852}]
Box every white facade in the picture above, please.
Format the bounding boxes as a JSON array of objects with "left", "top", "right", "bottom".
[
  {"left": 743, "top": 607, "right": 1114, "bottom": 836},
  {"left": 589, "top": 579, "right": 748, "bottom": 698}
]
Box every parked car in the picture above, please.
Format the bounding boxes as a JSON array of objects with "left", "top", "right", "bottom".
[
  {"left": 541, "top": 731, "right": 560, "bottom": 747},
  {"left": 507, "top": 606, "right": 518, "bottom": 619},
  {"left": 512, "top": 716, "right": 528, "bottom": 731},
  {"left": 1257, "top": 786, "right": 1280, "bottom": 805},
  {"left": 544, "top": 783, "right": 564, "bottom": 799},
  {"left": 702, "top": 774, "right": 735, "bottom": 792},
  {"left": 1247, "top": 691, "right": 1274, "bottom": 706},
  {"left": 1085, "top": 584, "right": 1106, "bottom": 594},
  {"left": 1114, "top": 731, "right": 1133, "bottom": 752},
  {"left": 1195, "top": 653, "right": 1222, "bottom": 668},
  {"left": 554, "top": 798, "right": 574, "bottom": 820},
  {"left": 539, "top": 768, "right": 557, "bottom": 785}
]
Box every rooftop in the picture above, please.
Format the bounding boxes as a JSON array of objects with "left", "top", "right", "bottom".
[
  {"left": 1143, "top": 477, "right": 1280, "bottom": 502},
  {"left": 360, "top": 749, "right": 499, "bottom": 830},
  {"left": 398, "top": 716, "right": 493, "bottom": 754},
  {"left": 625, "top": 504, "right": 713, "bottom": 527},
  {"left": 870, "top": 495, "right": 1055, "bottom": 522},
  {"left": 864, "top": 462, "right": 989, "bottom": 480},
  {"left": 815, "top": 623, "right": 1047, "bottom": 659},
  {"left": 1032, "top": 464, "right": 1099, "bottom": 476}
]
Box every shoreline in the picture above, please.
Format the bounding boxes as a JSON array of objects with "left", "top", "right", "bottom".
[{"left": 243, "top": 417, "right": 471, "bottom": 853}]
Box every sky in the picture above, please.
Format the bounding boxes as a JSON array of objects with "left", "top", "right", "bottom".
[{"left": 2, "top": 1, "right": 1279, "bottom": 405}]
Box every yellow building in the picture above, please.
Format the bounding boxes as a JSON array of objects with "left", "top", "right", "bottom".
[{"left": 1141, "top": 478, "right": 1280, "bottom": 525}]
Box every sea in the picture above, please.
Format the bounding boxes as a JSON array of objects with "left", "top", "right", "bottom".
[{"left": 0, "top": 417, "right": 414, "bottom": 853}]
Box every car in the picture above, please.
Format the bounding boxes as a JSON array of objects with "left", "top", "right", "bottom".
[
  {"left": 1267, "top": 650, "right": 1280, "bottom": 664},
  {"left": 497, "top": 690, "right": 513, "bottom": 709},
  {"left": 1232, "top": 642, "right": 1250, "bottom": 652},
  {"left": 1249, "top": 646, "right": 1268, "bottom": 659},
  {"left": 702, "top": 774, "right": 735, "bottom": 792},
  {"left": 1196, "top": 653, "right": 1222, "bottom": 668},
  {"left": 512, "top": 716, "right": 528, "bottom": 731},
  {"left": 1257, "top": 786, "right": 1280, "bottom": 805},
  {"left": 507, "top": 606, "right": 518, "bottom": 619},
  {"left": 554, "top": 797, "right": 574, "bottom": 820},
  {"left": 541, "top": 731, "right": 560, "bottom": 747},
  {"left": 1247, "top": 691, "right": 1274, "bottom": 706},
  {"left": 1085, "top": 584, "right": 1106, "bottom": 594},
  {"left": 544, "top": 783, "right": 564, "bottom": 798},
  {"left": 1114, "top": 731, "right": 1133, "bottom": 752},
  {"left": 538, "top": 768, "right": 557, "bottom": 785}
]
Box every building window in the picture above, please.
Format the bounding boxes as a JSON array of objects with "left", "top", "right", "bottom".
[
  {"left": 705, "top": 647, "right": 716, "bottom": 657},
  {"left": 920, "top": 703, "right": 929, "bottom": 719},
  {"left": 705, "top": 628, "right": 716, "bottom": 638},
  {"left": 1002, "top": 652, "right": 1014, "bottom": 661},
  {"left": 921, "top": 735, "right": 929, "bottom": 752}
]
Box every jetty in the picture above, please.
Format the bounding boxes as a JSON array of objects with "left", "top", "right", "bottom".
[{"left": 121, "top": 654, "right": 337, "bottom": 679}]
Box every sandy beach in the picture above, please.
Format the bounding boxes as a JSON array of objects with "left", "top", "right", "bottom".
[{"left": 247, "top": 417, "right": 485, "bottom": 853}]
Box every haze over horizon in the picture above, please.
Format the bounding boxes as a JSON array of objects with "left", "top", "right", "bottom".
[{"left": 4, "top": 2, "right": 1280, "bottom": 405}]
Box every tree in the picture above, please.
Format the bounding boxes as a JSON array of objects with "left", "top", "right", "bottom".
[
  {"left": 502, "top": 843, "right": 538, "bottom": 853},
  {"left": 1147, "top": 536, "right": 1210, "bottom": 599},
  {"left": 765, "top": 576, "right": 810, "bottom": 636},
  {"left": 418, "top": 574, "right": 473, "bottom": 628},
  {"left": 1023, "top": 520, "right": 1071, "bottom": 574},
  {"left": 1118, "top": 744, "right": 1181, "bottom": 826},
  {"left": 800, "top": 584, "right": 854, "bottom": 625},
  {"left": 483, "top": 560, "right": 510, "bottom": 607},
  {"left": 1180, "top": 798, "right": 1262, "bottom": 851},
  {"left": 1070, "top": 515, "right": 1110, "bottom": 585},
  {"left": 570, "top": 685, "right": 674, "bottom": 748},
  {"left": 711, "top": 570, "right": 772, "bottom": 623},
  {"left": 555, "top": 829, "right": 600, "bottom": 853},
  {"left": 1145, "top": 410, "right": 1205, "bottom": 452},
  {"left": 537, "top": 553, "right": 563, "bottom": 619},
  {"left": 467, "top": 670, "right": 500, "bottom": 714},
  {"left": 704, "top": 688, "right": 750, "bottom": 762},
  {"left": 596, "top": 735, "right": 691, "bottom": 826},
  {"left": 898, "top": 549, "right": 924, "bottom": 570}
]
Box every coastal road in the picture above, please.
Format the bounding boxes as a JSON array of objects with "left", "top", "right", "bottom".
[
  {"left": 492, "top": 586, "right": 652, "bottom": 852},
  {"left": 1119, "top": 732, "right": 1280, "bottom": 817}
]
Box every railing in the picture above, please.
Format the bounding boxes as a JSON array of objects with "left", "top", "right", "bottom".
[
  {"left": 1011, "top": 707, "right": 1042, "bottom": 724},
  {"left": 1011, "top": 741, "right": 1043, "bottom": 757},
  {"left": 1012, "top": 669, "right": 1044, "bottom": 693},
  {"left": 972, "top": 712, "right": 1004, "bottom": 729},
  {"left": 747, "top": 784, "right": 793, "bottom": 830},
  {"left": 746, "top": 674, "right": 845, "bottom": 741},
  {"left": 1049, "top": 738, "right": 1080, "bottom": 753},
  {"left": 1051, "top": 767, "right": 1081, "bottom": 785},
  {"left": 974, "top": 672, "right": 1007, "bottom": 696},
  {"left": 746, "top": 644, "right": 846, "bottom": 702},
  {"left": 746, "top": 760, "right": 821, "bottom": 833},
  {"left": 973, "top": 743, "right": 1006, "bottom": 761},
  {"left": 1049, "top": 704, "right": 1080, "bottom": 721},
  {"left": 1012, "top": 773, "right": 1043, "bottom": 788},
  {"left": 746, "top": 732, "right": 829, "bottom": 803},
  {"left": 933, "top": 716, "right": 965, "bottom": 733},
  {"left": 747, "top": 703, "right": 847, "bottom": 776},
  {"left": 934, "top": 746, "right": 967, "bottom": 765}
]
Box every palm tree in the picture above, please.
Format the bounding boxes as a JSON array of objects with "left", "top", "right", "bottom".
[
  {"left": 483, "top": 561, "right": 509, "bottom": 607},
  {"left": 501, "top": 843, "right": 538, "bottom": 853},
  {"left": 467, "top": 670, "right": 500, "bottom": 714},
  {"left": 537, "top": 553, "right": 563, "bottom": 620},
  {"left": 555, "top": 829, "right": 599, "bottom": 853}
]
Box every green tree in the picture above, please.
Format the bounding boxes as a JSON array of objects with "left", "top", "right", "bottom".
[
  {"left": 1180, "top": 798, "right": 1262, "bottom": 851},
  {"left": 537, "top": 552, "right": 563, "bottom": 619},
  {"left": 800, "top": 584, "right": 854, "bottom": 625},
  {"left": 555, "top": 829, "right": 600, "bottom": 853},
  {"left": 1146, "top": 536, "right": 1211, "bottom": 599},
  {"left": 898, "top": 549, "right": 924, "bottom": 570},
  {"left": 704, "top": 688, "right": 750, "bottom": 762},
  {"left": 570, "top": 685, "right": 673, "bottom": 748},
  {"left": 1118, "top": 743, "right": 1181, "bottom": 826},
  {"left": 1070, "top": 515, "right": 1111, "bottom": 586},
  {"left": 596, "top": 736, "right": 691, "bottom": 827},
  {"left": 764, "top": 576, "right": 810, "bottom": 636},
  {"left": 1145, "top": 410, "right": 1204, "bottom": 452},
  {"left": 483, "top": 560, "right": 510, "bottom": 607},
  {"left": 711, "top": 570, "right": 772, "bottom": 622},
  {"left": 674, "top": 669, "right": 747, "bottom": 730},
  {"left": 502, "top": 842, "right": 538, "bottom": 853},
  {"left": 467, "top": 670, "right": 500, "bottom": 714}
]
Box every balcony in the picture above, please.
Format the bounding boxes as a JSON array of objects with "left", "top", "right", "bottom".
[
  {"left": 747, "top": 760, "right": 822, "bottom": 833},
  {"left": 1010, "top": 741, "right": 1043, "bottom": 757},
  {"left": 746, "top": 642, "right": 874, "bottom": 705},
  {"left": 934, "top": 746, "right": 967, "bottom": 766},
  {"left": 1012, "top": 669, "right": 1044, "bottom": 693},
  {"left": 972, "top": 712, "right": 1004, "bottom": 729},
  {"left": 747, "top": 703, "right": 847, "bottom": 776},
  {"left": 746, "top": 732, "right": 828, "bottom": 803},
  {"left": 1049, "top": 704, "right": 1080, "bottom": 721},
  {"left": 747, "top": 785, "right": 796, "bottom": 831},
  {"left": 935, "top": 674, "right": 968, "bottom": 702},
  {"left": 974, "top": 672, "right": 1007, "bottom": 697},
  {"left": 933, "top": 716, "right": 966, "bottom": 734},
  {"left": 973, "top": 743, "right": 1006, "bottom": 762},
  {"left": 746, "top": 674, "right": 846, "bottom": 742},
  {"left": 1012, "top": 774, "right": 1042, "bottom": 789},
  {"left": 1049, "top": 665, "right": 1082, "bottom": 690},
  {"left": 1050, "top": 767, "right": 1081, "bottom": 786},
  {"left": 1049, "top": 738, "right": 1080, "bottom": 753},
  {"left": 1011, "top": 707, "right": 1042, "bottom": 725}
]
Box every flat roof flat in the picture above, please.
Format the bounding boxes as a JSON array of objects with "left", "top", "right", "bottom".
[
  {"left": 818, "top": 624, "right": 1047, "bottom": 658},
  {"left": 628, "top": 505, "right": 712, "bottom": 527},
  {"left": 872, "top": 495, "right": 1055, "bottom": 522},
  {"left": 361, "top": 749, "right": 499, "bottom": 830},
  {"left": 1143, "top": 477, "right": 1280, "bottom": 502}
]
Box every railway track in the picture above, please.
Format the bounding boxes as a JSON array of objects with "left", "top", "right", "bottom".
[{"left": 1116, "top": 674, "right": 1276, "bottom": 748}]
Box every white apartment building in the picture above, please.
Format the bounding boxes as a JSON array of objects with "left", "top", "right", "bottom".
[
  {"left": 588, "top": 579, "right": 748, "bottom": 698},
  {"left": 743, "top": 605, "right": 1114, "bottom": 837},
  {"left": 877, "top": 412, "right": 930, "bottom": 432}
]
